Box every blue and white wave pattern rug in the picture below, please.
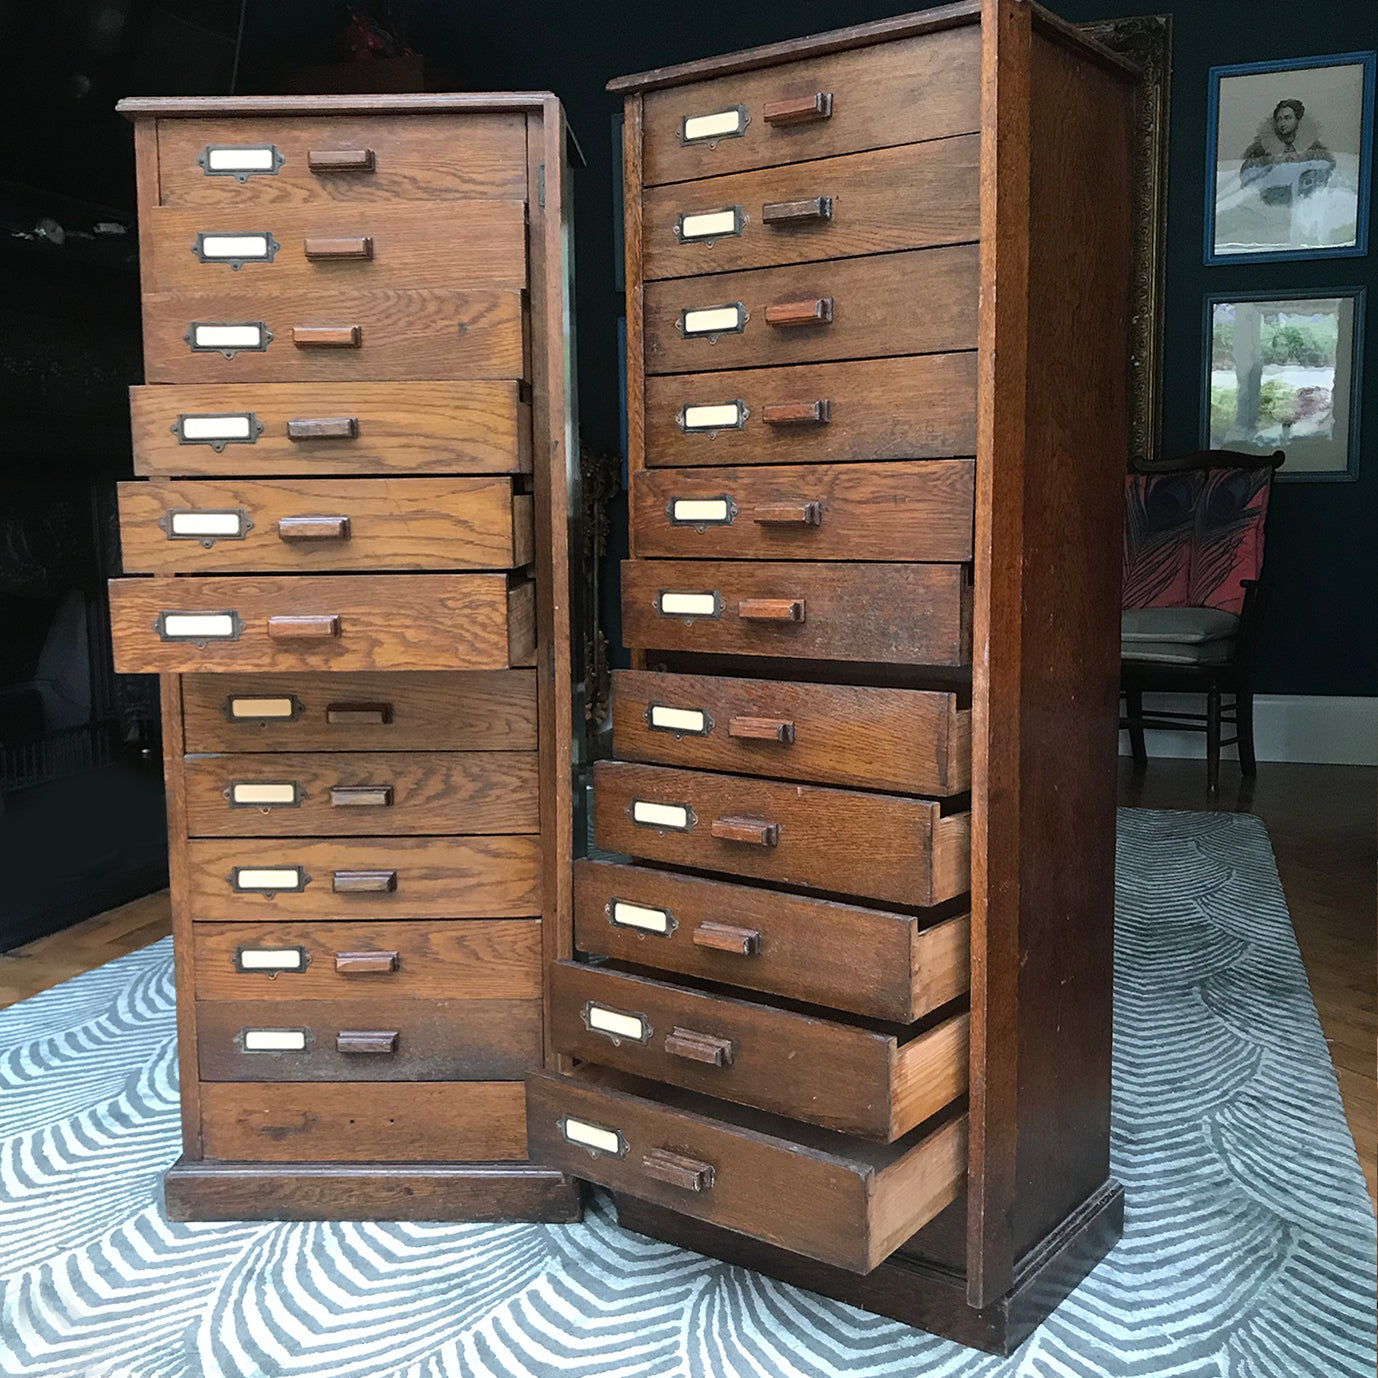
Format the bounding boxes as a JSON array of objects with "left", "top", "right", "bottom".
[{"left": 1, "top": 810, "right": 1374, "bottom": 1377}]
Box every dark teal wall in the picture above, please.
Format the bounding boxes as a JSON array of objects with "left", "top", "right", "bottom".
[{"left": 239, "top": 0, "right": 1376, "bottom": 695}]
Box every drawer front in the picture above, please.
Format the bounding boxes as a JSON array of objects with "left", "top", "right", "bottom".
[
  {"left": 186, "top": 836, "right": 542, "bottom": 920},
  {"left": 196, "top": 997, "right": 542, "bottom": 1081},
  {"left": 144, "top": 203, "right": 526, "bottom": 294},
  {"left": 574, "top": 858, "right": 970, "bottom": 1023},
  {"left": 570, "top": 859, "right": 970, "bottom": 1025},
  {"left": 621, "top": 560, "right": 971, "bottom": 666},
  {"left": 157, "top": 114, "right": 529, "bottom": 207},
  {"left": 202, "top": 1081, "right": 528, "bottom": 1162},
  {"left": 118, "top": 478, "right": 532, "bottom": 574},
  {"left": 612, "top": 669, "right": 970, "bottom": 795},
  {"left": 550, "top": 961, "right": 968, "bottom": 1140},
  {"left": 194, "top": 918, "right": 542, "bottom": 1000},
  {"left": 632, "top": 461, "right": 974, "bottom": 564},
  {"left": 644, "top": 246, "right": 976, "bottom": 375},
  {"left": 639, "top": 28, "right": 981, "bottom": 186},
  {"left": 593, "top": 760, "right": 970, "bottom": 907},
  {"left": 642, "top": 137, "right": 978, "bottom": 281},
  {"left": 131, "top": 381, "right": 531, "bottom": 478},
  {"left": 526, "top": 1069, "right": 969, "bottom": 1273},
  {"left": 644, "top": 353, "right": 976, "bottom": 469},
  {"left": 109, "top": 574, "right": 534, "bottom": 674},
  {"left": 183, "top": 751, "right": 540, "bottom": 837},
  {"left": 142, "top": 288, "right": 524, "bottom": 384},
  {"left": 179, "top": 670, "right": 538, "bottom": 753}
]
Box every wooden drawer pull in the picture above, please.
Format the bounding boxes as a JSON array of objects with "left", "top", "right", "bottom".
[
  {"left": 325, "top": 701, "right": 392, "bottom": 725},
  {"left": 692, "top": 922, "right": 761, "bottom": 955},
  {"left": 308, "top": 148, "right": 376, "bottom": 173},
  {"left": 334, "top": 950, "right": 399, "bottom": 974},
  {"left": 765, "top": 297, "right": 833, "bottom": 328},
  {"left": 336, "top": 1029, "right": 398, "bottom": 1054},
  {"left": 753, "top": 502, "right": 821, "bottom": 526},
  {"left": 711, "top": 816, "right": 780, "bottom": 847},
  {"left": 278, "top": 515, "right": 351, "bottom": 541},
  {"left": 329, "top": 785, "right": 394, "bottom": 808},
  {"left": 738, "top": 598, "right": 804, "bottom": 622},
  {"left": 304, "top": 236, "right": 374, "bottom": 261},
  {"left": 332, "top": 869, "right": 397, "bottom": 893},
  {"left": 267, "top": 614, "right": 340, "bottom": 639},
  {"left": 762, "top": 196, "right": 832, "bottom": 225},
  {"left": 641, "top": 1147, "right": 714, "bottom": 1193},
  {"left": 762, "top": 92, "right": 833, "bottom": 126},
  {"left": 762, "top": 400, "right": 830, "bottom": 427},
  {"left": 665, "top": 1026, "right": 734, "bottom": 1067},
  {"left": 287, "top": 416, "right": 359, "bottom": 441},
  {"left": 728, "top": 716, "right": 796, "bottom": 743},
  {"left": 293, "top": 325, "right": 362, "bottom": 348}
]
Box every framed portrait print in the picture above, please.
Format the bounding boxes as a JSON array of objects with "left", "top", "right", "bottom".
[
  {"left": 1205, "top": 51, "right": 1375, "bottom": 263},
  {"left": 1202, "top": 288, "right": 1365, "bottom": 481}
]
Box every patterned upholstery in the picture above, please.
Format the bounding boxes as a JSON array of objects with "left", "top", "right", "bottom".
[{"left": 1123, "top": 466, "right": 1274, "bottom": 617}]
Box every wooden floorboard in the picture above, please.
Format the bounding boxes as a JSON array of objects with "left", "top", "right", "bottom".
[{"left": 1, "top": 759, "right": 1372, "bottom": 1209}]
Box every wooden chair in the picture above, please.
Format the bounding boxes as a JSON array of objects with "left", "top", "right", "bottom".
[{"left": 1120, "top": 449, "right": 1283, "bottom": 792}]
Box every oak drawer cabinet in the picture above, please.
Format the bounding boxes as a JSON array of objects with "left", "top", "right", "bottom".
[
  {"left": 112, "top": 93, "right": 581, "bottom": 1225},
  {"left": 527, "top": 1, "right": 1133, "bottom": 1355}
]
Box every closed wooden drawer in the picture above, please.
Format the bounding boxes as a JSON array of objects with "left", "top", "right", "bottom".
[
  {"left": 186, "top": 836, "right": 542, "bottom": 920},
  {"left": 621, "top": 560, "right": 971, "bottom": 666},
  {"left": 644, "top": 353, "right": 976, "bottom": 469},
  {"left": 108, "top": 574, "right": 535, "bottom": 674},
  {"left": 593, "top": 760, "right": 970, "bottom": 908},
  {"left": 644, "top": 246, "right": 976, "bottom": 375},
  {"left": 182, "top": 751, "right": 540, "bottom": 837},
  {"left": 194, "top": 918, "right": 542, "bottom": 1000},
  {"left": 526, "top": 1067, "right": 967, "bottom": 1273},
  {"left": 632, "top": 461, "right": 974, "bottom": 564},
  {"left": 118, "top": 478, "right": 533, "bottom": 574},
  {"left": 551, "top": 960, "right": 968, "bottom": 1141},
  {"left": 197, "top": 997, "right": 541, "bottom": 1081},
  {"left": 642, "top": 137, "right": 978, "bottom": 281},
  {"left": 638, "top": 27, "right": 981, "bottom": 186},
  {"left": 142, "top": 287, "right": 525, "bottom": 384},
  {"left": 179, "top": 670, "right": 538, "bottom": 753},
  {"left": 202, "top": 1081, "right": 528, "bottom": 1162},
  {"left": 156, "top": 113, "right": 529, "bottom": 207},
  {"left": 131, "top": 381, "right": 532, "bottom": 478},
  {"left": 143, "top": 203, "right": 526, "bottom": 294},
  {"left": 574, "top": 859, "right": 970, "bottom": 1023},
  {"left": 612, "top": 670, "right": 970, "bottom": 795}
]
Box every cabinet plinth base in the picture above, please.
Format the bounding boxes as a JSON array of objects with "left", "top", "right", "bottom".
[
  {"left": 612, "top": 1180, "right": 1123, "bottom": 1357},
  {"left": 164, "top": 1157, "right": 583, "bottom": 1223}
]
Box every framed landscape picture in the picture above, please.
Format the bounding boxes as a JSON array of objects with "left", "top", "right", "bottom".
[
  {"left": 1205, "top": 51, "right": 1375, "bottom": 263},
  {"left": 1203, "top": 288, "right": 1364, "bottom": 481}
]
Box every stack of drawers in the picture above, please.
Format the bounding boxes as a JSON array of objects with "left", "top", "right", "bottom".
[
  {"left": 530, "top": 1, "right": 1134, "bottom": 1354},
  {"left": 110, "top": 94, "right": 580, "bottom": 1222}
]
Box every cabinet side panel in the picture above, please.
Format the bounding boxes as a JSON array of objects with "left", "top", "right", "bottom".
[{"left": 1010, "top": 33, "right": 1132, "bottom": 1262}]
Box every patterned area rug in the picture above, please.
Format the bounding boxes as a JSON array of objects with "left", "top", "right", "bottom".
[{"left": 1, "top": 811, "right": 1374, "bottom": 1378}]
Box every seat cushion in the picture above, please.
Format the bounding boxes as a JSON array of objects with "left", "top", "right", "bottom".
[
  {"left": 1121, "top": 637, "right": 1236, "bottom": 666},
  {"left": 1121, "top": 607, "right": 1240, "bottom": 645}
]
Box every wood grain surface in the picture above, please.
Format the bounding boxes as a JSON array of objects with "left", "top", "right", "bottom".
[
  {"left": 131, "top": 381, "right": 531, "bottom": 477},
  {"left": 118, "top": 477, "right": 530, "bottom": 573},
  {"left": 181, "top": 750, "right": 540, "bottom": 836},
  {"left": 639, "top": 26, "right": 982, "bottom": 185},
  {"left": 186, "top": 835, "right": 543, "bottom": 920},
  {"left": 644, "top": 353, "right": 977, "bottom": 468},
  {"left": 178, "top": 669, "right": 537, "bottom": 752},
  {"left": 109, "top": 574, "right": 531, "bottom": 674},
  {"left": 644, "top": 246, "right": 977, "bottom": 374},
  {"left": 642, "top": 137, "right": 978, "bottom": 280}
]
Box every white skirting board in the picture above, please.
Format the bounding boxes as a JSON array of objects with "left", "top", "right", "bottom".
[{"left": 1120, "top": 694, "right": 1378, "bottom": 766}]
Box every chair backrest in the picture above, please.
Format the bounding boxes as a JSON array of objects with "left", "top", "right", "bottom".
[{"left": 1123, "top": 450, "right": 1283, "bottom": 616}]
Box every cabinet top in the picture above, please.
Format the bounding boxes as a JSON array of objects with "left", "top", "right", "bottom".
[
  {"left": 606, "top": 0, "right": 1133, "bottom": 94},
  {"left": 116, "top": 92, "right": 564, "bottom": 120}
]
